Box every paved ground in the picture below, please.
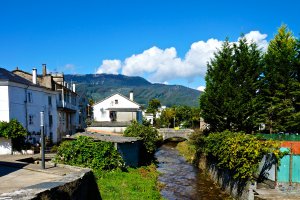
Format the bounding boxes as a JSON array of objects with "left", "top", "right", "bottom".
[
  {"left": 0, "top": 154, "right": 79, "bottom": 195},
  {"left": 254, "top": 188, "right": 300, "bottom": 200}
]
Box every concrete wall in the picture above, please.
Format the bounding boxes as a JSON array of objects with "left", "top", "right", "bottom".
[
  {"left": 199, "top": 155, "right": 255, "bottom": 200},
  {"left": 87, "top": 126, "right": 127, "bottom": 133},
  {"left": 0, "top": 137, "right": 12, "bottom": 155}
]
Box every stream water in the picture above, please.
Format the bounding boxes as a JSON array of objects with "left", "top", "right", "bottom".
[{"left": 155, "top": 142, "right": 231, "bottom": 200}]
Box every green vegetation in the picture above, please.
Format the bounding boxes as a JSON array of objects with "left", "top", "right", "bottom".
[
  {"left": 64, "top": 74, "right": 201, "bottom": 107},
  {"left": 54, "top": 136, "right": 124, "bottom": 170},
  {"left": 124, "top": 121, "right": 162, "bottom": 155},
  {"left": 200, "top": 24, "right": 300, "bottom": 134},
  {"left": 0, "top": 119, "right": 27, "bottom": 139},
  {"left": 0, "top": 119, "right": 28, "bottom": 151},
  {"left": 158, "top": 106, "right": 200, "bottom": 128},
  {"left": 54, "top": 136, "right": 162, "bottom": 199},
  {"left": 183, "top": 130, "right": 284, "bottom": 181},
  {"left": 95, "top": 164, "right": 162, "bottom": 200}
]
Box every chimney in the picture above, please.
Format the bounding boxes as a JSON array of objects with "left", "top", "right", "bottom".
[
  {"left": 32, "top": 68, "right": 37, "bottom": 84},
  {"left": 72, "top": 83, "right": 76, "bottom": 92},
  {"left": 42, "top": 64, "right": 47, "bottom": 76},
  {"left": 129, "top": 91, "right": 133, "bottom": 101}
]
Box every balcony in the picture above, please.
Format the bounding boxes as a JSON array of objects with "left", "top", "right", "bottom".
[{"left": 57, "top": 100, "right": 77, "bottom": 112}]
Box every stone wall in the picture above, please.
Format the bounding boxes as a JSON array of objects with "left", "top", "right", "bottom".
[{"left": 0, "top": 137, "right": 12, "bottom": 155}]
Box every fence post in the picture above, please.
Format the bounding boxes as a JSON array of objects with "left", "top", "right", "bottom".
[{"left": 289, "top": 143, "right": 293, "bottom": 186}]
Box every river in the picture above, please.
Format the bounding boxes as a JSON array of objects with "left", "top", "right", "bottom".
[{"left": 155, "top": 142, "right": 232, "bottom": 200}]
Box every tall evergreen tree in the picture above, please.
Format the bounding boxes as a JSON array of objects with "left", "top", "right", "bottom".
[
  {"left": 260, "top": 25, "right": 298, "bottom": 133},
  {"left": 200, "top": 39, "right": 235, "bottom": 132},
  {"left": 231, "top": 37, "right": 264, "bottom": 133}
]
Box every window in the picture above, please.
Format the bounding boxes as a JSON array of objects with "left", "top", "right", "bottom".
[
  {"left": 59, "top": 94, "right": 62, "bottom": 101},
  {"left": 115, "top": 99, "right": 118, "bottom": 104},
  {"left": 29, "top": 115, "right": 34, "bottom": 125},
  {"left": 48, "top": 96, "right": 52, "bottom": 106},
  {"left": 28, "top": 92, "right": 33, "bottom": 103},
  {"left": 49, "top": 114, "right": 53, "bottom": 127}
]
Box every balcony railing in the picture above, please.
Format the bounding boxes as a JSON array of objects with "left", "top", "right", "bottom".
[{"left": 57, "top": 100, "right": 77, "bottom": 111}]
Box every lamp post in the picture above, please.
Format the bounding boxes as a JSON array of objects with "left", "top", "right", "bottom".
[{"left": 40, "top": 111, "right": 45, "bottom": 169}]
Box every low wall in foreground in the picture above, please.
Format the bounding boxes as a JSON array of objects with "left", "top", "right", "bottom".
[{"left": 0, "top": 165, "right": 101, "bottom": 200}]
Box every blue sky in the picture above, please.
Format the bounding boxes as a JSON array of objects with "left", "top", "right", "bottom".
[{"left": 1, "top": 0, "right": 299, "bottom": 90}]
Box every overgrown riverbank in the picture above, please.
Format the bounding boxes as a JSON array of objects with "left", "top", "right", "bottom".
[{"left": 95, "top": 164, "right": 162, "bottom": 200}]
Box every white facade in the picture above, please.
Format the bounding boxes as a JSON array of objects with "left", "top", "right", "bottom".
[
  {"left": 0, "top": 81, "right": 58, "bottom": 143},
  {"left": 93, "top": 94, "right": 141, "bottom": 122}
]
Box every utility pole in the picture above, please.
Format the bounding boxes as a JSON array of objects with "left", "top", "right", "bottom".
[{"left": 40, "top": 111, "right": 45, "bottom": 169}]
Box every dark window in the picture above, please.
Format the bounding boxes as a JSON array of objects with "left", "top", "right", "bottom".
[
  {"left": 28, "top": 92, "right": 33, "bottom": 103},
  {"left": 29, "top": 115, "right": 34, "bottom": 124},
  {"left": 115, "top": 99, "right": 118, "bottom": 104},
  {"left": 48, "top": 96, "right": 52, "bottom": 105},
  {"left": 59, "top": 94, "right": 62, "bottom": 101},
  {"left": 49, "top": 115, "right": 53, "bottom": 127}
]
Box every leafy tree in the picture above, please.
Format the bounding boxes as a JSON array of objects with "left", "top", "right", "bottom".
[
  {"left": 124, "top": 121, "right": 161, "bottom": 155},
  {"left": 260, "top": 25, "right": 299, "bottom": 133},
  {"left": 146, "top": 98, "right": 161, "bottom": 116},
  {"left": 159, "top": 108, "right": 176, "bottom": 128}
]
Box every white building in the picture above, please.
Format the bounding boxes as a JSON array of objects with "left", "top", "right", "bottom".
[
  {"left": 93, "top": 92, "right": 142, "bottom": 123},
  {"left": 13, "top": 65, "right": 80, "bottom": 142},
  {"left": 0, "top": 68, "right": 58, "bottom": 144}
]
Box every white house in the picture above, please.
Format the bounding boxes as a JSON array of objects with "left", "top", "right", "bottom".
[
  {"left": 93, "top": 92, "right": 142, "bottom": 123},
  {"left": 0, "top": 68, "right": 58, "bottom": 147}
]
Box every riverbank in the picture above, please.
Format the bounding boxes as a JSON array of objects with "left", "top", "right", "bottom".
[
  {"left": 176, "top": 141, "right": 234, "bottom": 200},
  {"left": 95, "top": 164, "right": 162, "bottom": 200}
]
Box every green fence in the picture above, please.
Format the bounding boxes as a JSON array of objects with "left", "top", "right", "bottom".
[{"left": 257, "top": 134, "right": 300, "bottom": 141}]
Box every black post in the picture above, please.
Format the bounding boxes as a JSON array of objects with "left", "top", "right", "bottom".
[{"left": 40, "top": 111, "right": 45, "bottom": 169}]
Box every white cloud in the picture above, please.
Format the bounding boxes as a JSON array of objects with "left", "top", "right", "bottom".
[
  {"left": 96, "top": 59, "right": 121, "bottom": 74},
  {"left": 242, "top": 31, "right": 268, "bottom": 51},
  {"left": 197, "top": 86, "right": 206, "bottom": 92},
  {"left": 96, "top": 31, "right": 268, "bottom": 83}
]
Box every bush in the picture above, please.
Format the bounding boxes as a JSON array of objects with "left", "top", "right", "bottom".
[
  {"left": 124, "top": 121, "right": 161, "bottom": 155},
  {"left": 202, "top": 130, "right": 284, "bottom": 180},
  {"left": 0, "top": 119, "right": 27, "bottom": 139},
  {"left": 54, "top": 136, "right": 124, "bottom": 170}
]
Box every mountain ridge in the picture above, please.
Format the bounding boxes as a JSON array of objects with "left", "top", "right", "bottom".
[{"left": 64, "top": 74, "right": 201, "bottom": 107}]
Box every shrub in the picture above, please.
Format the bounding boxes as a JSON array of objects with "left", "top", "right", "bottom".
[
  {"left": 54, "top": 136, "right": 124, "bottom": 170},
  {"left": 202, "top": 130, "right": 284, "bottom": 180},
  {"left": 0, "top": 119, "right": 27, "bottom": 139},
  {"left": 124, "top": 121, "right": 161, "bottom": 155}
]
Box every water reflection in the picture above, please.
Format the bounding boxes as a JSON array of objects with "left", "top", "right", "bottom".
[{"left": 155, "top": 142, "right": 231, "bottom": 200}]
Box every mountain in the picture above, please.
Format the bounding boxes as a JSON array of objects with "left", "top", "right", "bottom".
[{"left": 64, "top": 74, "right": 201, "bottom": 107}]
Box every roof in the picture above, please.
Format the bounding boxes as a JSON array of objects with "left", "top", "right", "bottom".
[
  {"left": 65, "top": 132, "right": 141, "bottom": 143},
  {"left": 106, "top": 108, "right": 140, "bottom": 112},
  {"left": 0, "top": 68, "right": 35, "bottom": 86},
  {"left": 93, "top": 93, "right": 141, "bottom": 107}
]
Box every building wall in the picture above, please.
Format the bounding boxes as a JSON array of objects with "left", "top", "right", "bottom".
[
  {"left": 93, "top": 94, "right": 140, "bottom": 122},
  {"left": 0, "top": 86, "right": 9, "bottom": 122},
  {"left": 5, "top": 82, "right": 58, "bottom": 143},
  {"left": 117, "top": 112, "right": 137, "bottom": 122}
]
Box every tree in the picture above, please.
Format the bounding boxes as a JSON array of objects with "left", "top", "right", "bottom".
[
  {"left": 231, "top": 37, "right": 264, "bottom": 133},
  {"left": 200, "top": 39, "right": 235, "bottom": 132},
  {"left": 260, "top": 25, "right": 298, "bottom": 133},
  {"left": 146, "top": 99, "right": 161, "bottom": 116}
]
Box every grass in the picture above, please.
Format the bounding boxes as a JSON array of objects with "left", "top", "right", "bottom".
[
  {"left": 176, "top": 141, "right": 197, "bottom": 164},
  {"left": 94, "top": 164, "right": 162, "bottom": 200}
]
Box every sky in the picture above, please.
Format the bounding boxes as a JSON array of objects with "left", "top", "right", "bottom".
[{"left": 1, "top": 0, "right": 300, "bottom": 90}]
